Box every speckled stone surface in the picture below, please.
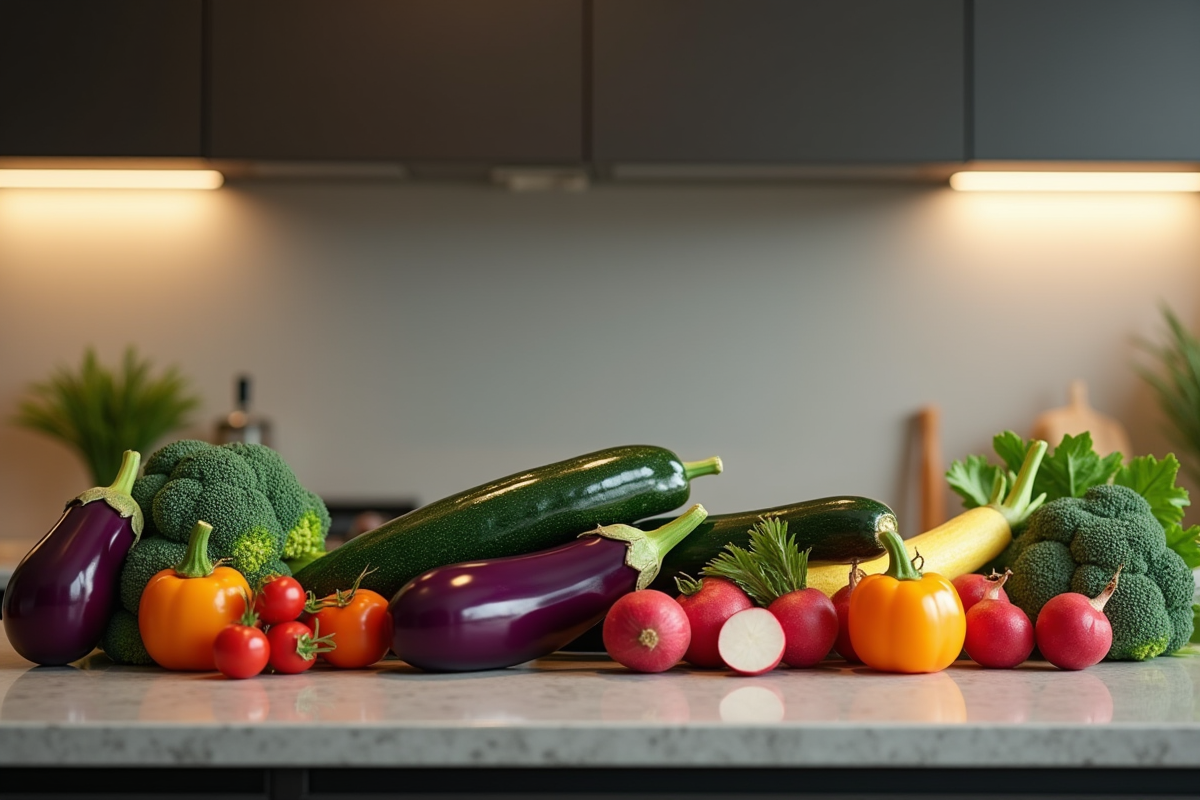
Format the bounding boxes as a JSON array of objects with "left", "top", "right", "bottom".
[{"left": 2, "top": 633, "right": 1200, "bottom": 767}]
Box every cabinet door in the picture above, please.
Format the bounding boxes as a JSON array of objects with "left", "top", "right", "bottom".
[
  {"left": 0, "top": 1, "right": 202, "bottom": 157},
  {"left": 974, "top": 0, "right": 1200, "bottom": 160},
  {"left": 210, "top": 0, "right": 583, "bottom": 161},
  {"left": 593, "top": 0, "right": 965, "bottom": 163}
]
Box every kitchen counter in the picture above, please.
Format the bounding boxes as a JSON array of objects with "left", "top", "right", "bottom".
[{"left": 3, "top": 632, "right": 1200, "bottom": 772}]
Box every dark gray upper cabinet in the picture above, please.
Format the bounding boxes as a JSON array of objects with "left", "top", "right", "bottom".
[
  {"left": 209, "top": 0, "right": 583, "bottom": 161},
  {"left": 974, "top": 0, "right": 1200, "bottom": 160},
  {"left": 592, "top": 0, "right": 965, "bottom": 163},
  {"left": 0, "top": 1, "right": 202, "bottom": 157}
]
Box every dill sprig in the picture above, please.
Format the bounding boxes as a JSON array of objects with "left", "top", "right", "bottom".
[{"left": 700, "top": 516, "right": 810, "bottom": 606}]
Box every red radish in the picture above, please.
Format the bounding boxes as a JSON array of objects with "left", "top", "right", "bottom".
[
  {"left": 964, "top": 569, "right": 1033, "bottom": 669},
  {"left": 954, "top": 571, "right": 1010, "bottom": 613},
  {"left": 701, "top": 516, "right": 836, "bottom": 669},
  {"left": 831, "top": 562, "right": 865, "bottom": 663},
  {"left": 674, "top": 574, "right": 754, "bottom": 668},
  {"left": 603, "top": 590, "right": 691, "bottom": 673},
  {"left": 718, "top": 607, "right": 785, "bottom": 675},
  {"left": 768, "top": 589, "right": 838, "bottom": 667},
  {"left": 1035, "top": 566, "right": 1121, "bottom": 671}
]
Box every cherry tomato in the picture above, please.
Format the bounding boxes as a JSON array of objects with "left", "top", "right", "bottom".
[
  {"left": 213, "top": 624, "right": 270, "bottom": 679},
  {"left": 255, "top": 575, "right": 307, "bottom": 625},
  {"left": 307, "top": 588, "right": 393, "bottom": 669},
  {"left": 266, "top": 620, "right": 334, "bottom": 674}
]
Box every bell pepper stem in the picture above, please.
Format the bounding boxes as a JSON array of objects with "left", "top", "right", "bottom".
[
  {"left": 173, "top": 521, "right": 217, "bottom": 579},
  {"left": 881, "top": 530, "right": 923, "bottom": 581}
]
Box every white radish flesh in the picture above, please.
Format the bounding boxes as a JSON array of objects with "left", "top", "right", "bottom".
[{"left": 718, "top": 607, "right": 785, "bottom": 676}]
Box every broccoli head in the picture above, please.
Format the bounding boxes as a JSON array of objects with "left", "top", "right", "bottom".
[
  {"left": 119, "top": 535, "right": 188, "bottom": 614},
  {"left": 1006, "top": 484, "right": 1193, "bottom": 661},
  {"left": 100, "top": 608, "right": 154, "bottom": 666},
  {"left": 151, "top": 447, "right": 285, "bottom": 574}
]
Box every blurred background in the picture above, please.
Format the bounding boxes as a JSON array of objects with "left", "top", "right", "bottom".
[{"left": 2, "top": 181, "right": 1196, "bottom": 544}]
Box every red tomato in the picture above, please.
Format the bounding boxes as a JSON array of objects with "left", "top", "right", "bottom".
[
  {"left": 266, "top": 620, "right": 334, "bottom": 674},
  {"left": 255, "top": 576, "right": 307, "bottom": 625},
  {"left": 213, "top": 624, "right": 270, "bottom": 679},
  {"left": 307, "top": 589, "right": 393, "bottom": 669}
]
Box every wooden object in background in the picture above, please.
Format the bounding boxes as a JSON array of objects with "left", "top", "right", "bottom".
[
  {"left": 919, "top": 405, "right": 946, "bottom": 532},
  {"left": 1030, "top": 380, "right": 1132, "bottom": 458}
]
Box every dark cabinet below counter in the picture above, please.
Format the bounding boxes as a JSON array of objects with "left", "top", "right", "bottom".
[
  {"left": 208, "top": 0, "right": 584, "bottom": 162},
  {"left": 974, "top": 0, "right": 1200, "bottom": 161},
  {"left": 0, "top": 0, "right": 203, "bottom": 157},
  {"left": 592, "top": 0, "right": 966, "bottom": 164}
]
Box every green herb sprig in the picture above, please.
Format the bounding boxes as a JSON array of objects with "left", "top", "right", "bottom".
[{"left": 700, "top": 516, "right": 811, "bottom": 607}]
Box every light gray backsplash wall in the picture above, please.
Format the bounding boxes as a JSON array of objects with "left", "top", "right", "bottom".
[{"left": 1, "top": 183, "right": 1198, "bottom": 541}]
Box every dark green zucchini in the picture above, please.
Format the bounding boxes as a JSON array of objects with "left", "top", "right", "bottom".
[
  {"left": 562, "top": 496, "right": 895, "bottom": 652},
  {"left": 294, "top": 445, "right": 722, "bottom": 600},
  {"left": 642, "top": 496, "right": 895, "bottom": 595}
]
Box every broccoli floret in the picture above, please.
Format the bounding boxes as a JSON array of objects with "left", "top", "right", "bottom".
[
  {"left": 1008, "top": 540, "right": 1074, "bottom": 614},
  {"left": 132, "top": 440, "right": 213, "bottom": 537},
  {"left": 151, "top": 447, "right": 286, "bottom": 573},
  {"left": 281, "top": 490, "right": 331, "bottom": 560},
  {"left": 119, "top": 536, "right": 187, "bottom": 613},
  {"left": 220, "top": 444, "right": 330, "bottom": 560},
  {"left": 100, "top": 609, "right": 154, "bottom": 666},
  {"left": 1008, "top": 484, "right": 1193, "bottom": 661}
]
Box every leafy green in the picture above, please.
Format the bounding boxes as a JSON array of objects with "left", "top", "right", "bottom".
[
  {"left": 946, "top": 454, "right": 1004, "bottom": 510},
  {"left": 13, "top": 347, "right": 200, "bottom": 485},
  {"left": 949, "top": 431, "right": 1200, "bottom": 568},
  {"left": 1035, "top": 432, "right": 1123, "bottom": 500},
  {"left": 701, "top": 517, "right": 810, "bottom": 607},
  {"left": 1114, "top": 453, "right": 1190, "bottom": 528}
]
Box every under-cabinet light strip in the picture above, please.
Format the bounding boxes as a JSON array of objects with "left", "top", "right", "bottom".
[
  {"left": 950, "top": 171, "right": 1200, "bottom": 193},
  {"left": 0, "top": 169, "right": 224, "bottom": 190}
]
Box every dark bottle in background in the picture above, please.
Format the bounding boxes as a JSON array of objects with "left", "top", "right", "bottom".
[{"left": 215, "top": 375, "right": 273, "bottom": 446}]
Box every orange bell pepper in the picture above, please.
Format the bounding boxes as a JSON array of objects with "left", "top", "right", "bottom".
[
  {"left": 139, "top": 520, "right": 251, "bottom": 671},
  {"left": 848, "top": 529, "right": 965, "bottom": 674}
]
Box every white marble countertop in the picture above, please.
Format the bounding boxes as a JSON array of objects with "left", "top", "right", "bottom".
[{"left": 2, "top": 633, "right": 1200, "bottom": 769}]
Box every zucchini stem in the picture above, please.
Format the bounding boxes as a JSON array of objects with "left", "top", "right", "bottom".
[
  {"left": 683, "top": 456, "right": 723, "bottom": 480},
  {"left": 107, "top": 450, "right": 141, "bottom": 496}
]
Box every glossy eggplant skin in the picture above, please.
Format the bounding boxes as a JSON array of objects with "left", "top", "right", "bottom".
[
  {"left": 3, "top": 502, "right": 137, "bottom": 665},
  {"left": 390, "top": 536, "right": 635, "bottom": 672}
]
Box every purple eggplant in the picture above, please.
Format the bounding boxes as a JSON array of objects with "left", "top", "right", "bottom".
[
  {"left": 3, "top": 450, "right": 145, "bottom": 665},
  {"left": 389, "top": 504, "right": 707, "bottom": 672}
]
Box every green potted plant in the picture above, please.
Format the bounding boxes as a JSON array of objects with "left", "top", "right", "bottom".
[
  {"left": 1138, "top": 306, "right": 1200, "bottom": 483},
  {"left": 13, "top": 347, "right": 201, "bottom": 485}
]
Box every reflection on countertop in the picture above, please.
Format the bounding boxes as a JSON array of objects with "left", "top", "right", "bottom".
[{"left": 2, "top": 633, "right": 1200, "bottom": 767}]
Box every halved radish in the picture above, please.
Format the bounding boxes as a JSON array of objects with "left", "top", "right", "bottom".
[{"left": 718, "top": 607, "right": 785, "bottom": 675}]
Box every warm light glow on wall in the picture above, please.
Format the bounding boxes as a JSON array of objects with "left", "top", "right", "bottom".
[
  {"left": 0, "top": 169, "right": 224, "bottom": 190},
  {"left": 950, "top": 171, "right": 1200, "bottom": 193}
]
